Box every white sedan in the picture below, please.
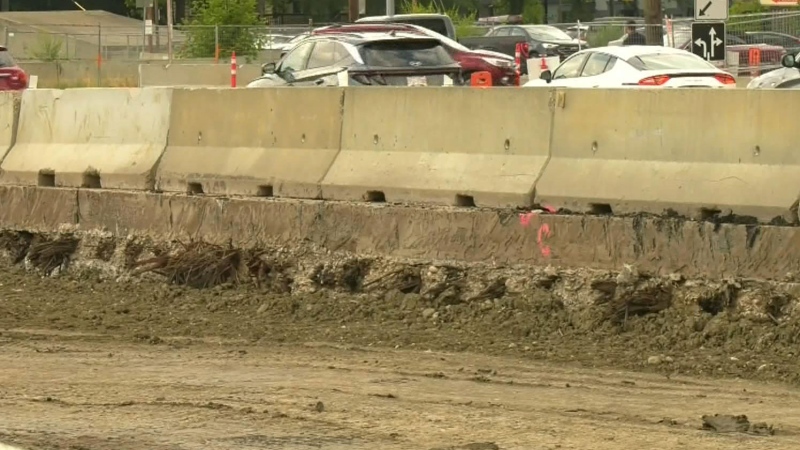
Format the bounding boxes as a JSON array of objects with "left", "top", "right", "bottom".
[{"left": 524, "top": 46, "right": 736, "bottom": 88}]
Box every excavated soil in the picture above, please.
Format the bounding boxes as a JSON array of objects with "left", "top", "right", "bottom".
[{"left": 1, "top": 229, "right": 800, "bottom": 449}]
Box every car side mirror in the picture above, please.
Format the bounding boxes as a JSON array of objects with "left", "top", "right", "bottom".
[
  {"left": 781, "top": 53, "right": 797, "bottom": 69},
  {"left": 262, "top": 62, "right": 276, "bottom": 75},
  {"left": 540, "top": 69, "right": 552, "bottom": 83}
]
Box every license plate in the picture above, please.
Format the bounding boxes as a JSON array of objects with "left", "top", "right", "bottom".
[{"left": 407, "top": 76, "right": 427, "bottom": 87}]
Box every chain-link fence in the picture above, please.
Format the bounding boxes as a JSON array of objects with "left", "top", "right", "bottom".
[
  {"left": 6, "top": 11, "right": 800, "bottom": 73},
  {"left": 3, "top": 23, "right": 314, "bottom": 62}
]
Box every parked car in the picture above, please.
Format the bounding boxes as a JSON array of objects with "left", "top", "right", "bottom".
[
  {"left": 748, "top": 51, "right": 800, "bottom": 88},
  {"left": 311, "top": 23, "right": 517, "bottom": 85},
  {"left": 459, "top": 25, "right": 587, "bottom": 65},
  {"left": 524, "top": 46, "right": 736, "bottom": 89},
  {"left": 611, "top": 27, "right": 786, "bottom": 75},
  {"left": 248, "top": 32, "right": 464, "bottom": 88},
  {"left": 676, "top": 34, "right": 785, "bottom": 76},
  {"left": 0, "top": 46, "right": 27, "bottom": 91},
  {"left": 261, "top": 34, "right": 295, "bottom": 51},
  {"left": 739, "top": 31, "right": 800, "bottom": 55},
  {"left": 356, "top": 13, "right": 456, "bottom": 40}
]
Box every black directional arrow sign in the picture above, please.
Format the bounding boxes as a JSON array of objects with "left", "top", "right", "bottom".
[
  {"left": 691, "top": 22, "right": 726, "bottom": 62},
  {"left": 694, "top": 0, "right": 728, "bottom": 21}
]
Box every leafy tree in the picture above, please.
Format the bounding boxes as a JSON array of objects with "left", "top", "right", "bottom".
[
  {"left": 522, "top": 0, "right": 545, "bottom": 23},
  {"left": 728, "top": 0, "right": 771, "bottom": 33},
  {"left": 182, "top": 0, "right": 262, "bottom": 59}
]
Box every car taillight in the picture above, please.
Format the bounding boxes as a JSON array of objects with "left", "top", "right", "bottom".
[
  {"left": 714, "top": 73, "right": 736, "bottom": 85},
  {"left": 638, "top": 75, "right": 670, "bottom": 86},
  {"left": 5, "top": 69, "right": 27, "bottom": 89}
]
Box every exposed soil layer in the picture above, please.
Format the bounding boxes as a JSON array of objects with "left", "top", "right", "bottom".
[
  {"left": 2, "top": 227, "right": 800, "bottom": 449},
  {"left": 0, "top": 229, "right": 799, "bottom": 387}
]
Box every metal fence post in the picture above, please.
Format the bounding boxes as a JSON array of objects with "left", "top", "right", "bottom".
[
  {"left": 97, "top": 24, "right": 102, "bottom": 87},
  {"left": 215, "top": 24, "right": 220, "bottom": 63}
]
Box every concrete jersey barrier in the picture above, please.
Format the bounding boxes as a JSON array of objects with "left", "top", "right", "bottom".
[
  {"left": 0, "top": 92, "right": 19, "bottom": 166},
  {"left": 155, "top": 87, "right": 344, "bottom": 198},
  {"left": 536, "top": 88, "right": 800, "bottom": 224},
  {"left": 139, "top": 64, "right": 262, "bottom": 87},
  {"left": 0, "top": 88, "right": 172, "bottom": 191},
  {"left": 321, "top": 87, "right": 554, "bottom": 208}
]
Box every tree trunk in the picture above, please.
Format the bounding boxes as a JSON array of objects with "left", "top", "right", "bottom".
[
  {"left": 643, "top": 0, "right": 663, "bottom": 46},
  {"left": 348, "top": 0, "right": 358, "bottom": 21}
]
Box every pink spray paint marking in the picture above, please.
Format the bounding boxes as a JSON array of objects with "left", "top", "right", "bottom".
[
  {"left": 519, "top": 210, "right": 553, "bottom": 258},
  {"left": 537, "top": 223, "right": 552, "bottom": 257}
]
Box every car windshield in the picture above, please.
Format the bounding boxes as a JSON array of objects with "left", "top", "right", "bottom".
[
  {"left": 627, "top": 53, "right": 714, "bottom": 70},
  {"left": 0, "top": 50, "right": 15, "bottom": 68},
  {"left": 359, "top": 39, "right": 454, "bottom": 67},
  {"left": 522, "top": 25, "right": 573, "bottom": 41}
]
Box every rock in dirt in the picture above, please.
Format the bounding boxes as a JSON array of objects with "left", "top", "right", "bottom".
[
  {"left": 422, "top": 308, "right": 436, "bottom": 319},
  {"left": 429, "top": 443, "right": 500, "bottom": 450},
  {"left": 701, "top": 414, "right": 774, "bottom": 435},
  {"left": 647, "top": 355, "right": 662, "bottom": 365}
]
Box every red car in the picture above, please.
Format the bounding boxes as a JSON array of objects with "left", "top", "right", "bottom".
[
  {"left": 0, "top": 46, "right": 27, "bottom": 90},
  {"left": 312, "top": 23, "right": 519, "bottom": 86}
]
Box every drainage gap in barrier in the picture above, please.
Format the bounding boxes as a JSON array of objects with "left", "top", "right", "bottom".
[
  {"left": 589, "top": 203, "right": 613, "bottom": 215},
  {"left": 699, "top": 207, "right": 722, "bottom": 221},
  {"left": 365, "top": 191, "right": 386, "bottom": 203},
  {"left": 38, "top": 172, "right": 55, "bottom": 187},
  {"left": 187, "top": 182, "right": 204, "bottom": 195},
  {"left": 455, "top": 194, "right": 476, "bottom": 207},
  {"left": 81, "top": 172, "right": 101, "bottom": 189},
  {"left": 257, "top": 185, "right": 274, "bottom": 197}
]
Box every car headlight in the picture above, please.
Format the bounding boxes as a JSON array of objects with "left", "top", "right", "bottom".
[{"left": 480, "top": 57, "right": 514, "bottom": 69}]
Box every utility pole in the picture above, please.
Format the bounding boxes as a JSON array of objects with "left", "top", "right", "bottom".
[
  {"left": 387, "top": 0, "right": 395, "bottom": 17},
  {"left": 349, "top": 0, "right": 359, "bottom": 21}
]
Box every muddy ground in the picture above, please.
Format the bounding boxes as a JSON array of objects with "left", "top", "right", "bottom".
[{"left": 1, "top": 231, "right": 800, "bottom": 449}]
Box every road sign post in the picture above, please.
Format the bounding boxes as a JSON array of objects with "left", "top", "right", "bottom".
[
  {"left": 691, "top": 22, "right": 726, "bottom": 62},
  {"left": 695, "top": 0, "right": 728, "bottom": 21}
]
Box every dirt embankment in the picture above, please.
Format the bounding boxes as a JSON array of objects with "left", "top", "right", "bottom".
[{"left": 0, "top": 228, "right": 799, "bottom": 386}]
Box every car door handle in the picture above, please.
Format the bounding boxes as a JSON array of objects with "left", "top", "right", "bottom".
[{"left": 314, "top": 79, "right": 325, "bottom": 85}]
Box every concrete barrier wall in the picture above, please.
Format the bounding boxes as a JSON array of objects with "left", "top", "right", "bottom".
[
  {"left": 0, "top": 87, "right": 796, "bottom": 225},
  {"left": 20, "top": 61, "right": 140, "bottom": 88},
  {"left": 0, "top": 88, "right": 172, "bottom": 190},
  {"left": 321, "top": 88, "right": 553, "bottom": 208},
  {"left": 20, "top": 58, "right": 281, "bottom": 88},
  {"left": 537, "top": 89, "right": 800, "bottom": 223},
  {"left": 155, "top": 87, "right": 344, "bottom": 198},
  {"left": 138, "top": 64, "right": 263, "bottom": 87},
  {"left": 0, "top": 93, "right": 19, "bottom": 165}
]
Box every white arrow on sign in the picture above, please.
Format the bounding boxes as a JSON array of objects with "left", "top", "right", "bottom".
[
  {"left": 709, "top": 27, "right": 723, "bottom": 59},
  {"left": 695, "top": 38, "right": 708, "bottom": 59}
]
